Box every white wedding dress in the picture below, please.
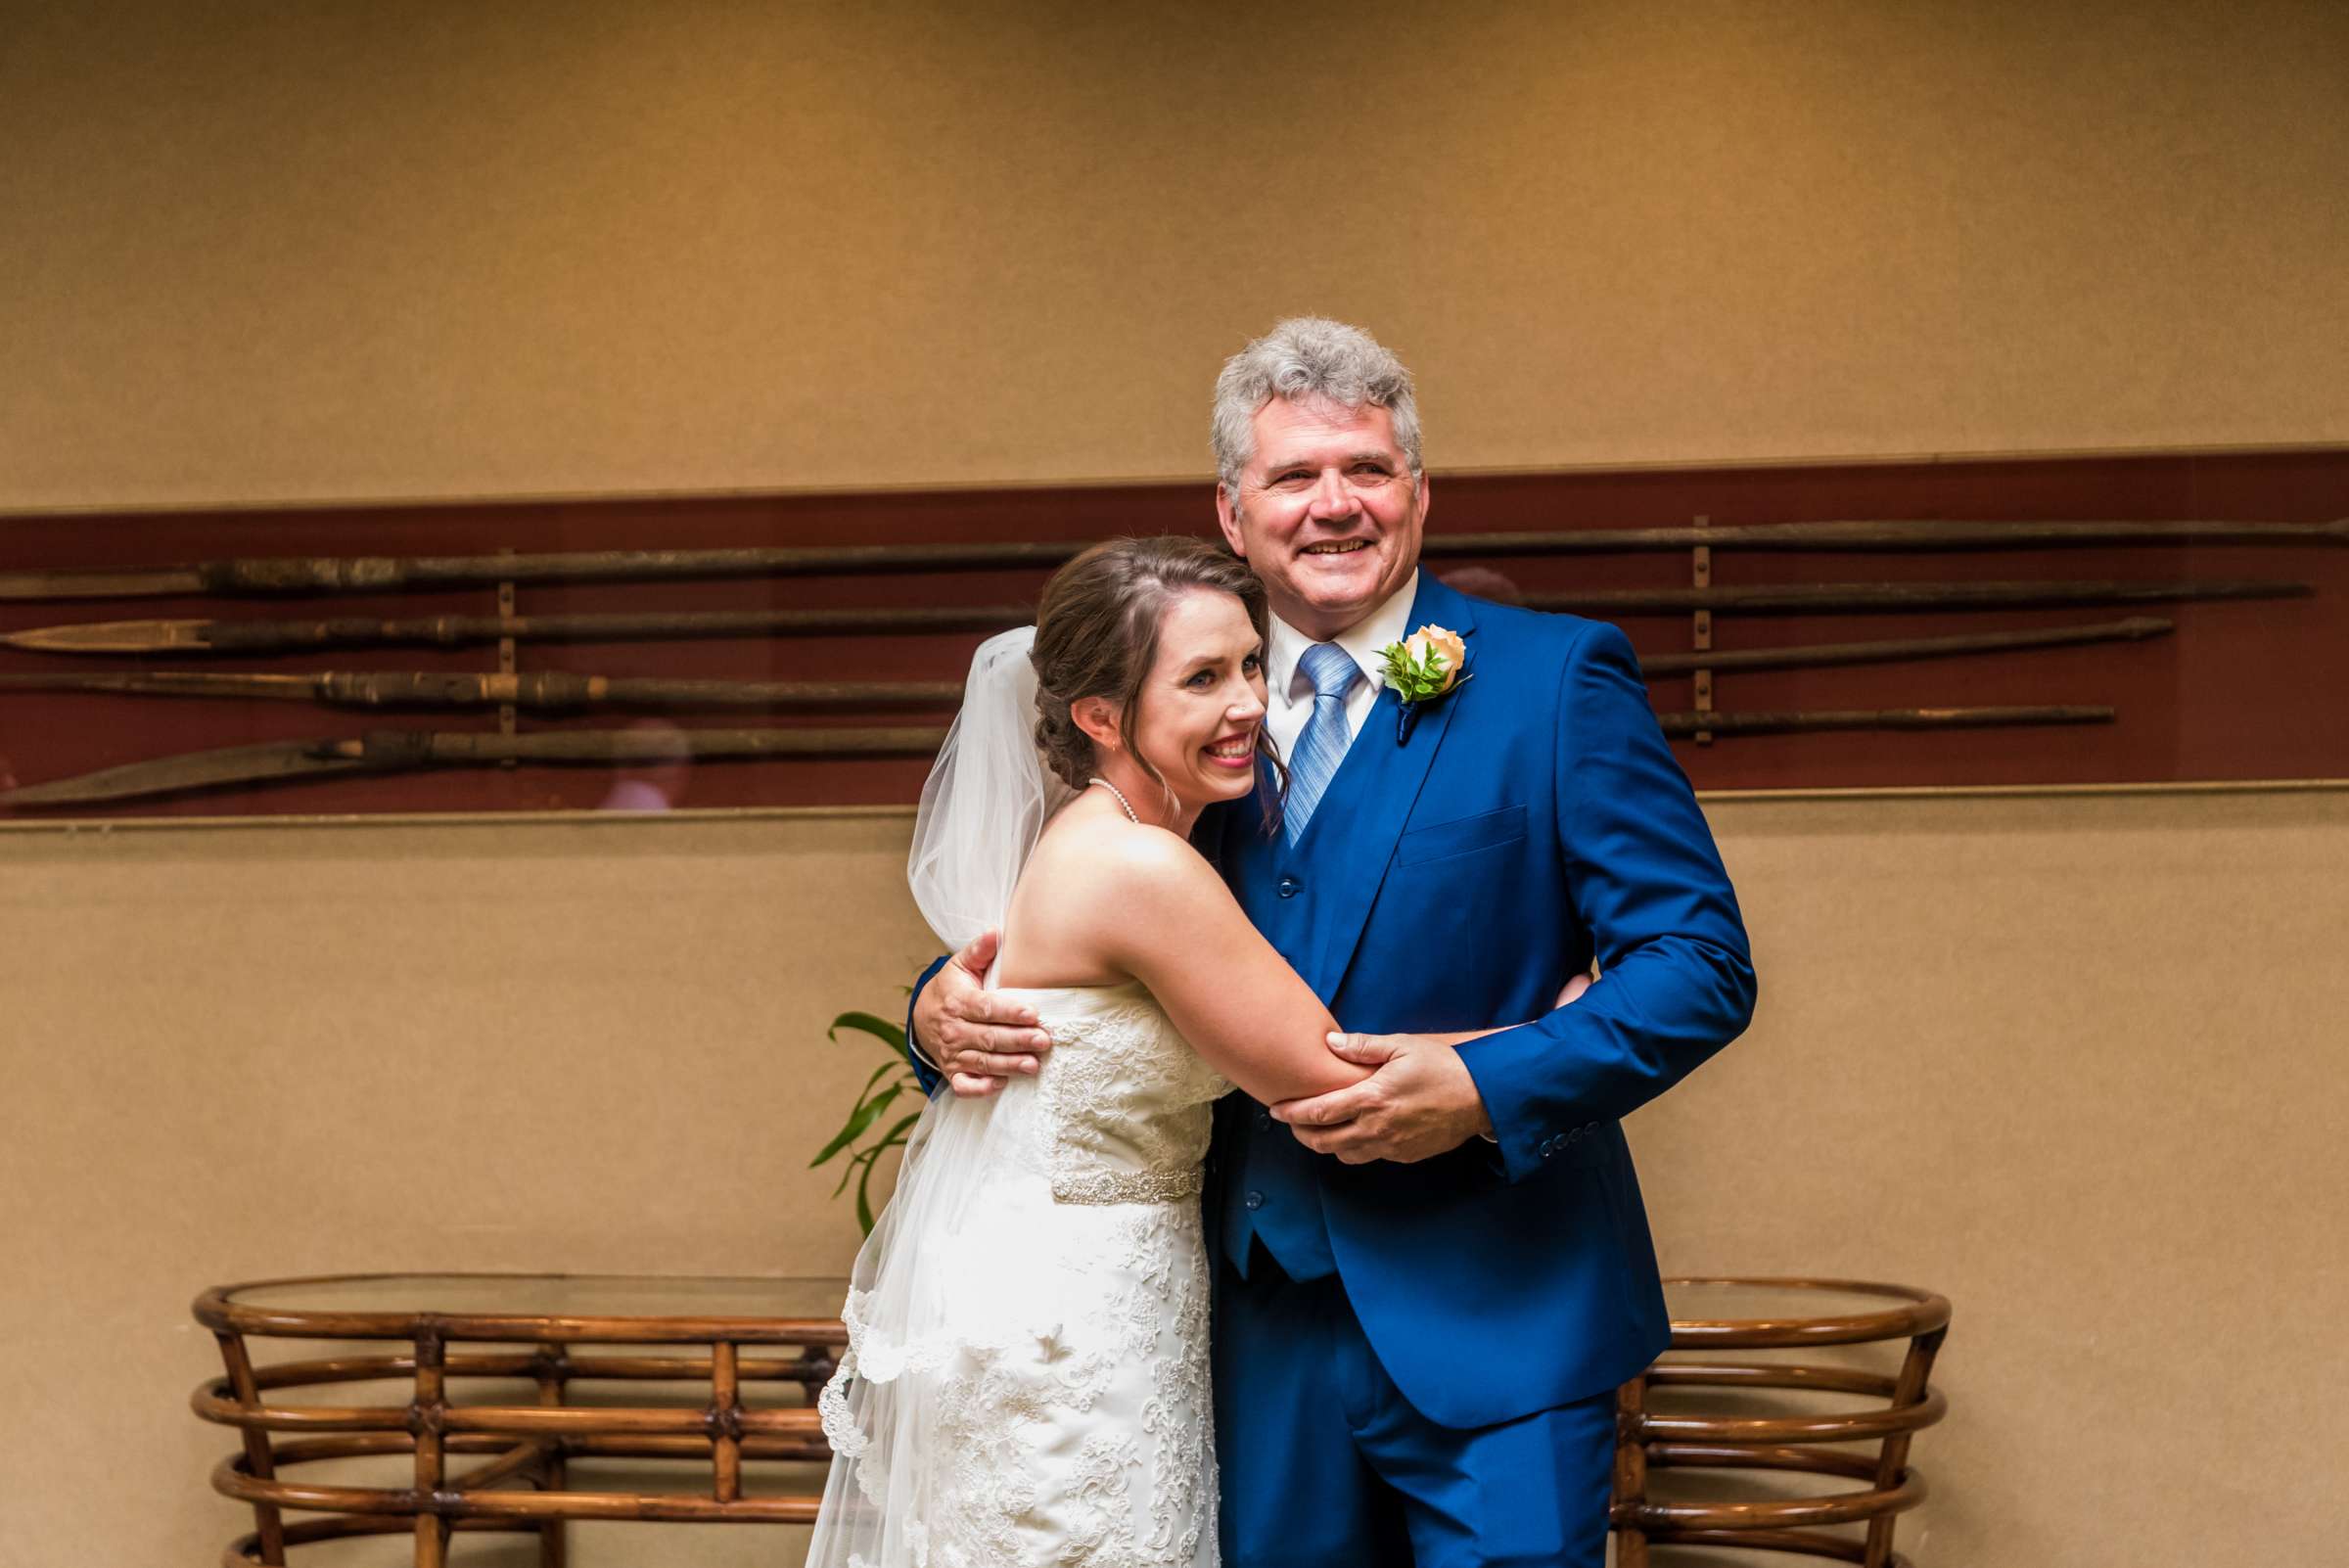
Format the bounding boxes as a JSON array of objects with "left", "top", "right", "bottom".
[{"left": 808, "top": 980, "right": 1229, "bottom": 1568}]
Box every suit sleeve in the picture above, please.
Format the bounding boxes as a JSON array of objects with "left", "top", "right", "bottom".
[
  {"left": 1454, "top": 620, "right": 1757, "bottom": 1184},
  {"left": 903, "top": 954, "right": 950, "bottom": 1095}
]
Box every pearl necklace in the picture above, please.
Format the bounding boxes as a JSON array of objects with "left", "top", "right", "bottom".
[{"left": 1086, "top": 776, "right": 1139, "bottom": 824}]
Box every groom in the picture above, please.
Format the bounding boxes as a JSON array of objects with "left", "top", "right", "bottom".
[{"left": 909, "top": 317, "right": 1756, "bottom": 1566}]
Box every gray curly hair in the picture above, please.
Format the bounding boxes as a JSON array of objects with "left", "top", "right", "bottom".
[{"left": 1210, "top": 317, "right": 1423, "bottom": 497}]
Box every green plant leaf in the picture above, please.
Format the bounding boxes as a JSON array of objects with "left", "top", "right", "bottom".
[
  {"left": 808, "top": 1084, "right": 902, "bottom": 1168},
  {"left": 843, "top": 1059, "right": 911, "bottom": 1123},
  {"left": 817, "top": 998, "right": 935, "bottom": 1229},
  {"left": 852, "top": 1115, "right": 920, "bottom": 1234},
  {"left": 829, "top": 1010, "right": 908, "bottom": 1053},
  {"left": 832, "top": 1140, "right": 884, "bottom": 1197}
]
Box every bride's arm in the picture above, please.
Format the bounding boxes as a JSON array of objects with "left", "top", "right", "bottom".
[
  {"left": 1083, "top": 829, "right": 1369, "bottom": 1105},
  {"left": 1408, "top": 974, "right": 1597, "bottom": 1047}
]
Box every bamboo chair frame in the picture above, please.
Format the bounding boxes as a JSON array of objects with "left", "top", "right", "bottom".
[
  {"left": 1613, "top": 1276, "right": 1954, "bottom": 1568},
  {"left": 196, "top": 1271, "right": 1947, "bottom": 1566},
  {"left": 193, "top": 1273, "right": 846, "bottom": 1567}
]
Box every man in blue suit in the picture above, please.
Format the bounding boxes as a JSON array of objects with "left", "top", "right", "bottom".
[{"left": 912, "top": 317, "right": 1755, "bottom": 1566}]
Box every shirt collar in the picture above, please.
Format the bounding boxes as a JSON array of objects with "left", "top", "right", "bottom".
[{"left": 1267, "top": 570, "right": 1421, "bottom": 701}]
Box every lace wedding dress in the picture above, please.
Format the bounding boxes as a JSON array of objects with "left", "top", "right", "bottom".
[{"left": 807, "top": 981, "right": 1229, "bottom": 1568}]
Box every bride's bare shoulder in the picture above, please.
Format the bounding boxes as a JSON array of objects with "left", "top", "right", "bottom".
[
  {"left": 1001, "top": 807, "right": 1221, "bottom": 984},
  {"left": 1031, "top": 810, "right": 1213, "bottom": 899}
]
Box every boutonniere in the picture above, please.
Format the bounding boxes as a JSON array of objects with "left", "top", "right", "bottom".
[{"left": 1376, "top": 623, "right": 1471, "bottom": 742}]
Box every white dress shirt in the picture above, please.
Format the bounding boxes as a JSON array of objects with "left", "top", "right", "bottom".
[{"left": 1262, "top": 571, "right": 1421, "bottom": 764}]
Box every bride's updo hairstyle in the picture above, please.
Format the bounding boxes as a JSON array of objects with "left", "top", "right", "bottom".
[{"left": 1031, "top": 534, "right": 1284, "bottom": 818}]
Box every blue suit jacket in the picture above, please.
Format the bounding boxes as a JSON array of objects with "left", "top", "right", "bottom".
[
  {"left": 1199, "top": 573, "right": 1754, "bottom": 1428},
  {"left": 911, "top": 572, "right": 1754, "bottom": 1430}
]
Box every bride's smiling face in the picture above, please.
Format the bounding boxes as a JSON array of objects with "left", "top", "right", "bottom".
[{"left": 1124, "top": 589, "right": 1268, "bottom": 815}]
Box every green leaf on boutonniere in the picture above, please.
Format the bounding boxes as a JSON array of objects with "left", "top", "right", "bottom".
[
  {"left": 1378, "top": 640, "right": 1452, "bottom": 703},
  {"left": 1382, "top": 626, "right": 1472, "bottom": 742}
]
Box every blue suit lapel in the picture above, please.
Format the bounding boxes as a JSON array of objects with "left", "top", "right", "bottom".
[{"left": 1297, "top": 576, "right": 1481, "bottom": 1000}]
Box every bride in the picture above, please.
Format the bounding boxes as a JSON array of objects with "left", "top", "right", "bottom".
[{"left": 806, "top": 534, "right": 1371, "bottom": 1568}]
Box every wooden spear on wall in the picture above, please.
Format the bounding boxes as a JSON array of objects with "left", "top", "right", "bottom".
[
  {"left": 0, "top": 670, "right": 966, "bottom": 711},
  {"left": 0, "top": 705, "right": 2118, "bottom": 808},
  {"left": 0, "top": 519, "right": 2338, "bottom": 601},
  {"left": 0, "top": 582, "right": 2296, "bottom": 657},
  {"left": 0, "top": 619, "right": 2175, "bottom": 712}
]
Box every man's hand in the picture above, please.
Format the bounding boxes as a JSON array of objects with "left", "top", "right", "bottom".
[
  {"left": 1268, "top": 1033, "right": 1491, "bottom": 1164},
  {"left": 1270, "top": 977, "right": 1592, "bottom": 1158},
  {"left": 912, "top": 930, "right": 1054, "bottom": 1097}
]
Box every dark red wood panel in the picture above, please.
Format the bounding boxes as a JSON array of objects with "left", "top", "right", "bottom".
[{"left": 1, "top": 447, "right": 2341, "bottom": 818}]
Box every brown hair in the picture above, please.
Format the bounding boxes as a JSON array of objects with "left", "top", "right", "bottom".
[{"left": 1031, "top": 534, "right": 1285, "bottom": 824}]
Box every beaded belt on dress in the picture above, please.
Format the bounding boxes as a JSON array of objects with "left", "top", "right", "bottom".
[{"left": 1050, "top": 1168, "right": 1205, "bottom": 1206}]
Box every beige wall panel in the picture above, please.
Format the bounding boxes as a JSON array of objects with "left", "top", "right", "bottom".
[
  {"left": 1639, "top": 787, "right": 2349, "bottom": 1564},
  {"left": 3, "top": 787, "right": 2343, "bottom": 1562},
  {"left": 0, "top": 812, "right": 932, "bottom": 1566},
  {"left": 3, "top": 0, "right": 2345, "bottom": 510}
]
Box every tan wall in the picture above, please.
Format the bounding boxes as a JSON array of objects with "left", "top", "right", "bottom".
[
  {"left": 4, "top": 0, "right": 2347, "bottom": 511},
  {"left": 3, "top": 3, "right": 2345, "bottom": 1562},
  {"left": 3, "top": 788, "right": 2343, "bottom": 1564}
]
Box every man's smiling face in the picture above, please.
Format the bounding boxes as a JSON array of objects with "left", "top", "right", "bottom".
[{"left": 1215, "top": 394, "right": 1428, "bottom": 641}]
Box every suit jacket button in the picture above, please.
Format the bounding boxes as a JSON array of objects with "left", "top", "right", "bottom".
[
  {"left": 1244, "top": 1190, "right": 1266, "bottom": 1210},
  {"left": 1254, "top": 1109, "right": 1272, "bottom": 1130},
  {"left": 1276, "top": 875, "right": 1301, "bottom": 899}
]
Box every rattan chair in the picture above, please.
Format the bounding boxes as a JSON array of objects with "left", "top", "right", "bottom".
[{"left": 1613, "top": 1277, "right": 1952, "bottom": 1568}]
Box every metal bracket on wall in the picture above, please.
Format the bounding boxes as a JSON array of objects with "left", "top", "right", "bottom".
[
  {"left": 496, "top": 549, "right": 519, "bottom": 756},
  {"left": 1691, "top": 515, "right": 1713, "bottom": 745}
]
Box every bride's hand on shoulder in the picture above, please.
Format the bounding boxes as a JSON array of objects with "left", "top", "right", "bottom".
[{"left": 916, "top": 930, "right": 1055, "bottom": 1097}]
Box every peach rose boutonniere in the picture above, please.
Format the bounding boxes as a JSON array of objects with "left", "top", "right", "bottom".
[{"left": 1376, "top": 623, "right": 1471, "bottom": 742}]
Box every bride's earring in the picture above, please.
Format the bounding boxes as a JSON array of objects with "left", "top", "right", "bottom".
[{"left": 1071, "top": 696, "right": 1125, "bottom": 760}]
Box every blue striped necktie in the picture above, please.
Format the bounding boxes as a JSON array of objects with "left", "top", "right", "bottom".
[{"left": 1284, "top": 641, "right": 1363, "bottom": 845}]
